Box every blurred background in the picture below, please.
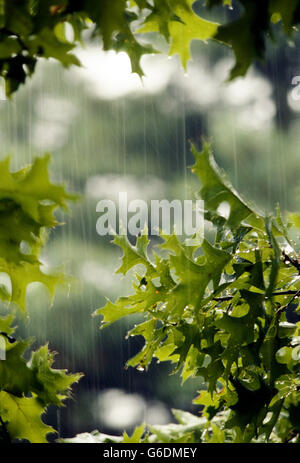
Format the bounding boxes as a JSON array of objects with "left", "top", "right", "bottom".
[{"left": 2, "top": 4, "right": 300, "bottom": 439}]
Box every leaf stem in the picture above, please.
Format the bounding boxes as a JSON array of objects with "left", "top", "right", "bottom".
[{"left": 213, "top": 290, "right": 300, "bottom": 302}]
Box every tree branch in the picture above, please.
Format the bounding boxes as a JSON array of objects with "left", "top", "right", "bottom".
[
  {"left": 213, "top": 290, "right": 300, "bottom": 302},
  {"left": 282, "top": 251, "right": 300, "bottom": 274}
]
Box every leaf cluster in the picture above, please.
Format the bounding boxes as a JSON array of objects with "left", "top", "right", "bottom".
[
  {"left": 94, "top": 142, "right": 300, "bottom": 443},
  {"left": 0, "top": 155, "right": 75, "bottom": 312},
  {"left": 1, "top": 0, "right": 300, "bottom": 95},
  {"left": 0, "top": 155, "right": 81, "bottom": 443}
]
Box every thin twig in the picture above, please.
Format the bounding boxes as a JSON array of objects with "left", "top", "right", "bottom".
[
  {"left": 276, "top": 290, "right": 300, "bottom": 316},
  {"left": 213, "top": 290, "right": 300, "bottom": 302},
  {"left": 282, "top": 251, "right": 300, "bottom": 274}
]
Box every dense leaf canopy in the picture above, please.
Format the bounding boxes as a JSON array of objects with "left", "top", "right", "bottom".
[
  {"left": 91, "top": 143, "right": 300, "bottom": 443},
  {"left": 1, "top": 0, "right": 300, "bottom": 95}
]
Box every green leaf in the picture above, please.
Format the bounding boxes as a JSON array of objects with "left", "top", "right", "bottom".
[
  {"left": 0, "top": 391, "right": 54, "bottom": 443},
  {"left": 113, "top": 233, "right": 156, "bottom": 276},
  {"left": 190, "top": 141, "right": 264, "bottom": 230},
  {"left": 28, "top": 28, "right": 80, "bottom": 67},
  {"left": 28, "top": 345, "right": 82, "bottom": 406},
  {"left": 214, "top": 1, "right": 270, "bottom": 79},
  {"left": 0, "top": 339, "right": 34, "bottom": 396},
  {"left": 138, "top": 0, "right": 218, "bottom": 69},
  {"left": 123, "top": 423, "right": 145, "bottom": 443},
  {"left": 193, "top": 389, "right": 225, "bottom": 419},
  {"left": 0, "top": 37, "right": 21, "bottom": 58},
  {"left": 271, "top": 374, "right": 300, "bottom": 405}
]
